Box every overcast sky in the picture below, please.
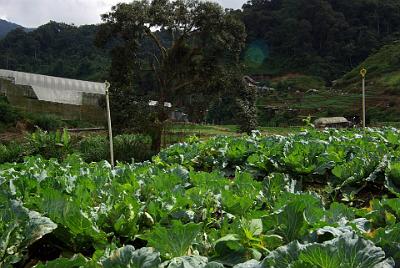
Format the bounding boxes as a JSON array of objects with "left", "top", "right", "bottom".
[{"left": 0, "top": 0, "right": 246, "bottom": 28}]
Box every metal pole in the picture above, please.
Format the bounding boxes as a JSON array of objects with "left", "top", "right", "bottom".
[
  {"left": 360, "top": 68, "right": 367, "bottom": 129},
  {"left": 362, "top": 77, "right": 366, "bottom": 129},
  {"left": 105, "top": 81, "right": 114, "bottom": 167}
]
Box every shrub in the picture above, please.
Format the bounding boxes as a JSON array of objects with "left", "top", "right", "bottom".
[
  {"left": 1, "top": 131, "right": 153, "bottom": 164},
  {"left": 0, "top": 142, "right": 25, "bottom": 164},
  {"left": 114, "top": 134, "right": 153, "bottom": 163},
  {"left": 29, "top": 113, "right": 65, "bottom": 131},
  {"left": 0, "top": 101, "right": 21, "bottom": 125},
  {"left": 79, "top": 134, "right": 153, "bottom": 163},
  {"left": 78, "top": 135, "right": 109, "bottom": 163},
  {"left": 27, "top": 129, "right": 73, "bottom": 160}
]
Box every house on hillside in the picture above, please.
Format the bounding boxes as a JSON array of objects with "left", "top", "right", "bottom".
[
  {"left": 0, "top": 69, "right": 106, "bottom": 123},
  {"left": 314, "top": 117, "right": 351, "bottom": 128}
]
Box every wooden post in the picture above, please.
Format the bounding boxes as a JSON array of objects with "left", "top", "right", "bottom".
[{"left": 105, "top": 81, "right": 114, "bottom": 167}]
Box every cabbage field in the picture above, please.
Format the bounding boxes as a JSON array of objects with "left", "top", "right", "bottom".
[{"left": 1, "top": 128, "right": 400, "bottom": 267}]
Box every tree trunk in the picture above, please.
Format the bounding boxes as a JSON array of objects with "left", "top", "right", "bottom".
[
  {"left": 150, "top": 127, "right": 162, "bottom": 153},
  {"left": 150, "top": 108, "right": 169, "bottom": 153}
]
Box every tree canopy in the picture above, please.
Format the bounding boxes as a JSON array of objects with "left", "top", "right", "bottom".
[
  {"left": 2, "top": 0, "right": 400, "bottom": 84},
  {"left": 96, "top": 0, "right": 248, "bottom": 150},
  {"left": 242, "top": 0, "right": 400, "bottom": 80},
  {"left": 0, "top": 21, "right": 109, "bottom": 81},
  {"left": 96, "top": 0, "right": 245, "bottom": 99}
]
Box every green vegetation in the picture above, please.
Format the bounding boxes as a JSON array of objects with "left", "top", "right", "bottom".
[
  {"left": 270, "top": 75, "right": 326, "bottom": 91},
  {"left": 242, "top": 0, "right": 400, "bottom": 80},
  {"left": 78, "top": 133, "right": 153, "bottom": 163},
  {"left": 96, "top": 0, "right": 255, "bottom": 150},
  {"left": 257, "top": 41, "right": 400, "bottom": 126},
  {"left": 3, "top": 5, "right": 400, "bottom": 267},
  {"left": 3, "top": 0, "right": 400, "bottom": 84},
  {"left": 0, "top": 22, "right": 109, "bottom": 81},
  {"left": 1, "top": 128, "right": 400, "bottom": 267},
  {"left": 0, "top": 99, "right": 21, "bottom": 125},
  {"left": 0, "top": 129, "right": 153, "bottom": 164},
  {"left": 0, "top": 19, "right": 26, "bottom": 38},
  {"left": 338, "top": 42, "right": 400, "bottom": 91},
  {"left": 327, "top": 42, "right": 400, "bottom": 123},
  {"left": 164, "top": 123, "right": 301, "bottom": 144},
  {"left": 0, "top": 98, "right": 95, "bottom": 132},
  {"left": 77, "top": 135, "right": 109, "bottom": 163},
  {"left": 2, "top": 0, "right": 400, "bottom": 128}
]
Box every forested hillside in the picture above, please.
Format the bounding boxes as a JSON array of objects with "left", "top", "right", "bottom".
[
  {"left": 338, "top": 42, "right": 400, "bottom": 91},
  {"left": 1, "top": 0, "right": 400, "bottom": 128},
  {"left": 2, "top": 0, "right": 400, "bottom": 83},
  {"left": 242, "top": 0, "right": 400, "bottom": 80},
  {"left": 0, "top": 22, "right": 109, "bottom": 81},
  {"left": 0, "top": 19, "right": 26, "bottom": 38}
]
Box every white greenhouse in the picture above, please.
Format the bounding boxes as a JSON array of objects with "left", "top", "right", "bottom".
[{"left": 0, "top": 69, "right": 106, "bottom": 122}]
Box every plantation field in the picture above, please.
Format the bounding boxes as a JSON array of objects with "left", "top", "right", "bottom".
[
  {"left": 162, "top": 123, "right": 301, "bottom": 146},
  {"left": 1, "top": 128, "right": 400, "bottom": 267}
]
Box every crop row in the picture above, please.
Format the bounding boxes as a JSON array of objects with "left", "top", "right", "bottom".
[{"left": 1, "top": 128, "right": 400, "bottom": 267}]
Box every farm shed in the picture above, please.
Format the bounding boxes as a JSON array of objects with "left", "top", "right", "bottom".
[
  {"left": 0, "top": 69, "right": 106, "bottom": 123},
  {"left": 314, "top": 117, "right": 351, "bottom": 128}
]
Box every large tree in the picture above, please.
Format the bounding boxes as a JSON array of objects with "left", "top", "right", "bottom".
[{"left": 96, "top": 0, "right": 246, "bottom": 151}]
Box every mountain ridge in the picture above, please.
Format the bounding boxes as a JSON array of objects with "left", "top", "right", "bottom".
[{"left": 0, "top": 19, "right": 34, "bottom": 38}]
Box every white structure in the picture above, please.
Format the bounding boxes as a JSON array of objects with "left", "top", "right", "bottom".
[
  {"left": 314, "top": 117, "right": 351, "bottom": 128},
  {"left": 148, "top": 100, "right": 172, "bottom": 107},
  {"left": 0, "top": 69, "right": 106, "bottom": 105}
]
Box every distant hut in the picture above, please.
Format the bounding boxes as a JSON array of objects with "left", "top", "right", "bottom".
[{"left": 314, "top": 117, "right": 351, "bottom": 128}]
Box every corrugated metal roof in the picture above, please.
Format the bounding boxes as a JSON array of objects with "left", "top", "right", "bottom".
[{"left": 0, "top": 69, "right": 106, "bottom": 105}]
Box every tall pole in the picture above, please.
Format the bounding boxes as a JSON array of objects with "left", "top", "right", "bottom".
[
  {"left": 105, "top": 81, "right": 114, "bottom": 167},
  {"left": 360, "top": 68, "right": 367, "bottom": 129}
]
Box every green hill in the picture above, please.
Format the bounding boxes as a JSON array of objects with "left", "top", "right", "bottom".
[
  {"left": 0, "top": 22, "right": 110, "bottom": 81},
  {"left": 333, "top": 42, "right": 400, "bottom": 123},
  {"left": 0, "top": 19, "right": 23, "bottom": 38},
  {"left": 337, "top": 42, "right": 400, "bottom": 94},
  {"left": 255, "top": 42, "right": 400, "bottom": 126}
]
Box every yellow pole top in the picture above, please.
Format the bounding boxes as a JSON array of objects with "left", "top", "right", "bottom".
[
  {"left": 360, "top": 68, "right": 367, "bottom": 78},
  {"left": 104, "top": 80, "right": 111, "bottom": 93}
]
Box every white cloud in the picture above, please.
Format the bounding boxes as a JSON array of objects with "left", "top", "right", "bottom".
[
  {"left": 0, "top": 0, "right": 129, "bottom": 27},
  {"left": 0, "top": 0, "right": 245, "bottom": 27}
]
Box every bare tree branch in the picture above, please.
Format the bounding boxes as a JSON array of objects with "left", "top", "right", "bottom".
[{"left": 145, "top": 28, "right": 167, "bottom": 59}]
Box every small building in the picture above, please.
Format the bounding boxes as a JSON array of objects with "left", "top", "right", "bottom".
[{"left": 314, "top": 117, "right": 351, "bottom": 128}]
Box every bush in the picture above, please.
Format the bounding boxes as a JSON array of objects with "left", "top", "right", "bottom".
[
  {"left": 1, "top": 131, "right": 153, "bottom": 164},
  {"left": 27, "top": 129, "right": 73, "bottom": 160},
  {"left": 0, "top": 142, "right": 25, "bottom": 164},
  {"left": 78, "top": 135, "right": 109, "bottom": 163},
  {"left": 0, "top": 101, "right": 21, "bottom": 125},
  {"left": 29, "top": 113, "right": 65, "bottom": 131},
  {"left": 114, "top": 134, "right": 153, "bottom": 163},
  {"left": 79, "top": 134, "right": 153, "bottom": 163}
]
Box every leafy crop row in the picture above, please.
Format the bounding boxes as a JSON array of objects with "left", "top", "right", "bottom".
[{"left": 1, "top": 128, "right": 400, "bottom": 267}]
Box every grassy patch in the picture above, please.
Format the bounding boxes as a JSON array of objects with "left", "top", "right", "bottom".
[
  {"left": 379, "top": 71, "right": 400, "bottom": 88},
  {"left": 162, "top": 123, "right": 301, "bottom": 147},
  {"left": 270, "top": 74, "right": 326, "bottom": 91},
  {"left": 338, "top": 42, "right": 400, "bottom": 89}
]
